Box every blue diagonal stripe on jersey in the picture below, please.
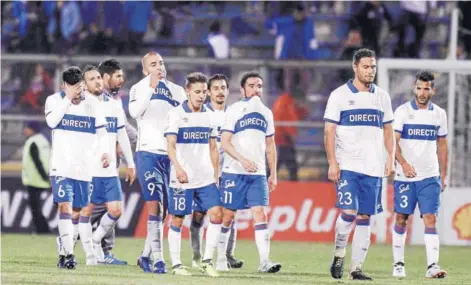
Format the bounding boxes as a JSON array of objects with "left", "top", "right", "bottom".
[
  {"left": 234, "top": 112, "right": 268, "bottom": 134},
  {"left": 177, "top": 127, "right": 212, "bottom": 144},
  {"left": 401, "top": 124, "right": 439, "bottom": 141},
  {"left": 105, "top": 117, "right": 118, "bottom": 133},
  {"left": 339, "top": 109, "right": 384, "bottom": 128},
  {"left": 150, "top": 81, "right": 180, "bottom": 107},
  {"left": 55, "top": 114, "right": 96, "bottom": 133}
]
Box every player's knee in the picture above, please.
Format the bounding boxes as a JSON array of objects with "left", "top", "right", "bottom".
[
  {"left": 58, "top": 203, "right": 72, "bottom": 214},
  {"left": 251, "top": 206, "right": 267, "bottom": 223},
  {"left": 422, "top": 214, "right": 437, "bottom": 227},
  {"left": 395, "top": 214, "right": 409, "bottom": 227},
  {"left": 222, "top": 208, "right": 235, "bottom": 224},
  {"left": 192, "top": 211, "right": 206, "bottom": 225},
  {"left": 357, "top": 213, "right": 370, "bottom": 220},
  {"left": 342, "top": 209, "right": 358, "bottom": 216},
  {"left": 208, "top": 207, "right": 223, "bottom": 223},
  {"left": 146, "top": 201, "right": 160, "bottom": 216},
  {"left": 172, "top": 215, "right": 185, "bottom": 228},
  {"left": 108, "top": 208, "right": 122, "bottom": 218}
]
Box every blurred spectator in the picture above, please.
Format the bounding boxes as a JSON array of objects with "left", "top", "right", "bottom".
[
  {"left": 349, "top": 1, "right": 393, "bottom": 56},
  {"left": 22, "top": 121, "right": 51, "bottom": 234},
  {"left": 207, "top": 21, "right": 230, "bottom": 76},
  {"left": 123, "top": 1, "right": 153, "bottom": 54},
  {"left": 272, "top": 88, "right": 308, "bottom": 181},
  {"left": 46, "top": 1, "right": 82, "bottom": 54},
  {"left": 338, "top": 30, "right": 362, "bottom": 82},
  {"left": 394, "top": 0, "right": 436, "bottom": 58},
  {"left": 19, "top": 64, "right": 53, "bottom": 112}
]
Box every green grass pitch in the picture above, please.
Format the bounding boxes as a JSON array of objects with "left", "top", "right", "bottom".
[{"left": 2, "top": 234, "right": 470, "bottom": 285}]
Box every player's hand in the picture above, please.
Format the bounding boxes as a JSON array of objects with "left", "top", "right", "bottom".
[
  {"left": 384, "top": 157, "right": 396, "bottom": 178},
  {"left": 176, "top": 166, "right": 189, "bottom": 184},
  {"left": 328, "top": 163, "right": 340, "bottom": 183},
  {"left": 101, "top": 153, "right": 110, "bottom": 168},
  {"left": 268, "top": 175, "right": 277, "bottom": 192},
  {"left": 241, "top": 158, "right": 258, "bottom": 173},
  {"left": 125, "top": 167, "right": 136, "bottom": 186},
  {"left": 65, "top": 83, "right": 82, "bottom": 101},
  {"left": 440, "top": 175, "right": 447, "bottom": 192},
  {"left": 400, "top": 161, "right": 416, "bottom": 178},
  {"left": 149, "top": 70, "right": 160, "bottom": 89},
  {"left": 214, "top": 174, "right": 219, "bottom": 187}
]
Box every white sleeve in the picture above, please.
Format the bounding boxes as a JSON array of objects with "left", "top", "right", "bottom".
[
  {"left": 382, "top": 92, "right": 394, "bottom": 124},
  {"left": 393, "top": 106, "right": 405, "bottom": 134},
  {"left": 438, "top": 109, "right": 448, "bottom": 137},
  {"left": 117, "top": 105, "right": 126, "bottom": 130},
  {"left": 164, "top": 111, "right": 179, "bottom": 137},
  {"left": 117, "top": 128, "right": 135, "bottom": 168},
  {"left": 93, "top": 101, "right": 109, "bottom": 154},
  {"left": 44, "top": 95, "right": 72, "bottom": 128},
  {"left": 210, "top": 115, "right": 218, "bottom": 138},
  {"left": 266, "top": 110, "right": 275, "bottom": 137},
  {"left": 323, "top": 92, "right": 341, "bottom": 124},
  {"left": 221, "top": 107, "right": 237, "bottom": 133},
  {"left": 128, "top": 80, "right": 154, "bottom": 118}
]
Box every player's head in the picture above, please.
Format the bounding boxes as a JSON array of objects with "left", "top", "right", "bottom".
[
  {"left": 208, "top": 74, "right": 229, "bottom": 105},
  {"left": 142, "top": 52, "right": 165, "bottom": 80},
  {"left": 185, "top": 72, "right": 208, "bottom": 110},
  {"left": 98, "top": 59, "right": 124, "bottom": 94},
  {"left": 61, "top": 66, "right": 83, "bottom": 101},
  {"left": 414, "top": 70, "right": 435, "bottom": 106},
  {"left": 82, "top": 65, "right": 103, "bottom": 96},
  {"left": 352, "top": 48, "right": 376, "bottom": 85},
  {"left": 240, "top": 72, "right": 263, "bottom": 98}
]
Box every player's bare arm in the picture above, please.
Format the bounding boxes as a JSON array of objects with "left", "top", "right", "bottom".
[
  {"left": 383, "top": 123, "right": 396, "bottom": 177},
  {"left": 128, "top": 72, "right": 159, "bottom": 119},
  {"left": 209, "top": 137, "right": 219, "bottom": 184},
  {"left": 221, "top": 131, "right": 258, "bottom": 172},
  {"left": 167, "top": 134, "right": 188, "bottom": 183},
  {"left": 324, "top": 122, "right": 340, "bottom": 183},
  {"left": 44, "top": 84, "right": 82, "bottom": 128},
  {"left": 437, "top": 137, "right": 448, "bottom": 191},
  {"left": 266, "top": 136, "right": 278, "bottom": 192},
  {"left": 394, "top": 132, "right": 417, "bottom": 178}
]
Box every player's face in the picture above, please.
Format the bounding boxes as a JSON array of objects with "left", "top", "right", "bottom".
[
  {"left": 108, "top": 69, "right": 124, "bottom": 93},
  {"left": 353, "top": 57, "right": 376, "bottom": 85},
  {"left": 241, "top": 77, "right": 263, "bottom": 98},
  {"left": 84, "top": 70, "right": 103, "bottom": 95},
  {"left": 143, "top": 54, "right": 165, "bottom": 79},
  {"left": 209, "top": 79, "right": 228, "bottom": 105},
  {"left": 186, "top": 82, "right": 208, "bottom": 110},
  {"left": 414, "top": 80, "right": 435, "bottom": 106}
]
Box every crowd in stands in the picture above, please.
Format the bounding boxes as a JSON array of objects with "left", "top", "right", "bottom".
[{"left": 2, "top": 1, "right": 470, "bottom": 59}]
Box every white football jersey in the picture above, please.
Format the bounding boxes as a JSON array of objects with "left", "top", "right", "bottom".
[
  {"left": 93, "top": 94, "right": 127, "bottom": 177},
  {"left": 394, "top": 100, "right": 447, "bottom": 182},
  {"left": 221, "top": 96, "right": 275, "bottom": 176},
  {"left": 45, "top": 92, "right": 107, "bottom": 182},
  {"left": 205, "top": 102, "right": 227, "bottom": 174},
  {"left": 165, "top": 101, "right": 219, "bottom": 189},
  {"left": 323, "top": 80, "right": 394, "bottom": 178},
  {"left": 129, "top": 76, "right": 186, "bottom": 154}
]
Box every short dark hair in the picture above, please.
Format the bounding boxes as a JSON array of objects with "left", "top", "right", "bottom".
[
  {"left": 82, "top": 64, "right": 98, "bottom": 77},
  {"left": 240, "top": 71, "right": 263, "bottom": 88},
  {"left": 415, "top": 70, "right": 435, "bottom": 87},
  {"left": 98, "top": 59, "right": 122, "bottom": 77},
  {"left": 208, "top": 74, "right": 229, "bottom": 89},
  {"left": 353, "top": 48, "right": 376, "bottom": 65},
  {"left": 185, "top": 72, "right": 208, "bottom": 88},
  {"left": 62, "top": 66, "right": 83, "bottom": 85}
]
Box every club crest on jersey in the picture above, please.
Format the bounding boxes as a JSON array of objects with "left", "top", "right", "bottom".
[
  {"left": 399, "top": 184, "right": 410, "bottom": 193},
  {"left": 337, "top": 180, "right": 348, "bottom": 190},
  {"left": 348, "top": 100, "right": 355, "bottom": 106},
  {"left": 224, "top": 180, "right": 235, "bottom": 188},
  {"left": 55, "top": 176, "right": 66, "bottom": 183},
  {"left": 182, "top": 117, "right": 189, "bottom": 123},
  {"left": 144, "top": 171, "right": 157, "bottom": 181}
]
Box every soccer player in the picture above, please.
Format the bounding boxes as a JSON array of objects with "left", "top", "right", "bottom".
[
  {"left": 189, "top": 74, "right": 244, "bottom": 270},
  {"left": 219, "top": 72, "right": 281, "bottom": 273},
  {"left": 391, "top": 71, "right": 448, "bottom": 279},
  {"left": 324, "top": 48, "right": 395, "bottom": 281},
  {"left": 45, "top": 66, "right": 110, "bottom": 268},
  {"left": 129, "top": 52, "right": 186, "bottom": 273},
  {"left": 77, "top": 65, "right": 136, "bottom": 264},
  {"left": 85, "top": 59, "right": 131, "bottom": 265},
  {"left": 165, "top": 72, "right": 222, "bottom": 277}
]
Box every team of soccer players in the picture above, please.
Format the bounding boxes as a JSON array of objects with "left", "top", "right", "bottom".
[{"left": 45, "top": 48, "right": 448, "bottom": 280}]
